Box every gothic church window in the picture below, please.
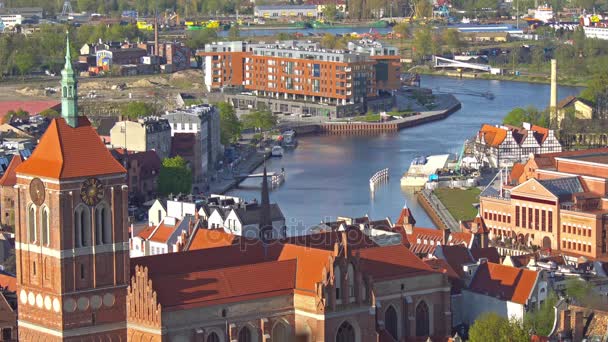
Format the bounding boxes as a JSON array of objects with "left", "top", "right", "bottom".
[
  {"left": 28, "top": 204, "right": 36, "bottom": 243},
  {"left": 207, "top": 333, "right": 220, "bottom": 342},
  {"left": 347, "top": 263, "right": 355, "bottom": 300},
  {"left": 334, "top": 264, "right": 342, "bottom": 301},
  {"left": 415, "top": 301, "right": 430, "bottom": 337},
  {"left": 95, "top": 203, "right": 112, "bottom": 245},
  {"left": 385, "top": 306, "right": 398, "bottom": 340},
  {"left": 41, "top": 206, "right": 50, "bottom": 246},
  {"left": 74, "top": 205, "right": 91, "bottom": 247},
  {"left": 272, "top": 322, "right": 289, "bottom": 341},
  {"left": 336, "top": 321, "right": 355, "bottom": 342},
  {"left": 238, "top": 327, "right": 252, "bottom": 342}
]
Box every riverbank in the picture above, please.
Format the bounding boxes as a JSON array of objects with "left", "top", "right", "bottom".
[
  {"left": 417, "top": 69, "right": 588, "bottom": 88},
  {"left": 208, "top": 149, "right": 269, "bottom": 194}
]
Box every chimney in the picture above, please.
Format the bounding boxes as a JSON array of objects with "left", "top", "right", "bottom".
[
  {"left": 573, "top": 310, "right": 584, "bottom": 341},
  {"left": 442, "top": 229, "right": 451, "bottom": 245},
  {"left": 550, "top": 59, "right": 558, "bottom": 124},
  {"left": 559, "top": 309, "right": 571, "bottom": 334}
]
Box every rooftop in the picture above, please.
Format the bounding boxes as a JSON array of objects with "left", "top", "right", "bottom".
[{"left": 468, "top": 261, "right": 539, "bottom": 305}]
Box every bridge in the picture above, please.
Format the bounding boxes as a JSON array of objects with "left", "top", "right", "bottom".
[
  {"left": 235, "top": 171, "right": 282, "bottom": 179},
  {"left": 433, "top": 56, "right": 492, "bottom": 73}
]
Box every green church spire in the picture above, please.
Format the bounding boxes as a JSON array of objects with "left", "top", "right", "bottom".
[{"left": 61, "top": 31, "right": 78, "bottom": 127}]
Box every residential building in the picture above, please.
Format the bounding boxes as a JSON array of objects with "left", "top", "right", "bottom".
[
  {"left": 482, "top": 148, "right": 608, "bottom": 259},
  {"left": 96, "top": 48, "right": 147, "bottom": 69},
  {"left": 0, "top": 154, "right": 21, "bottom": 229},
  {"left": 200, "top": 40, "right": 400, "bottom": 117},
  {"left": 164, "top": 104, "right": 221, "bottom": 187},
  {"left": 0, "top": 14, "right": 20, "bottom": 27},
  {"left": 556, "top": 95, "right": 594, "bottom": 126},
  {"left": 0, "top": 6, "right": 43, "bottom": 19},
  {"left": 474, "top": 122, "right": 562, "bottom": 168},
  {"left": 254, "top": 4, "right": 318, "bottom": 18},
  {"left": 0, "top": 272, "right": 17, "bottom": 342},
  {"left": 461, "top": 260, "right": 548, "bottom": 324},
  {"left": 110, "top": 149, "right": 161, "bottom": 203},
  {"left": 110, "top": 117, "right": 172, "bottom": 159}
]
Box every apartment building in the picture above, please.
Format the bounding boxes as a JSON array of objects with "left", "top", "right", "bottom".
[
  {"left": 110, "top": 117, "right": 172, "bottom": 159},
  {"left": 480, "top": 149, "right": 608, "bottom": 260},
  {"left": 200, "top": 40, "right": 400, "bottom": 117}
]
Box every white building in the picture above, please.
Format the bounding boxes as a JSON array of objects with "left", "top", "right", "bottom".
[
  {"left": 583, "top": 26, "right": 608, "bottom": 40},
  {"left": 0, "top": 14, "right": 21, "bottom": 27},
  {"left": 460, "top": 260, "right": 548, "bottom": 324}
]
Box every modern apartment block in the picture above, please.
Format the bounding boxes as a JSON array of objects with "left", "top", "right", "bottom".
[{"left": 199, "top": 40, "right": 400, "bottom": 117}]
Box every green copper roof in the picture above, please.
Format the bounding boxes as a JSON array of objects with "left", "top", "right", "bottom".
[{"left": 64, "top": 32, "right": 73, "bottom": 72}]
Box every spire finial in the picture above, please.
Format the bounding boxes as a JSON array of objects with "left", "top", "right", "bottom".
[
  {"left": 65, "top": 31, "right": 72, "bottom": 65},
  {"left": 403, "top": 200, "right": 408, "bottom": 209}
]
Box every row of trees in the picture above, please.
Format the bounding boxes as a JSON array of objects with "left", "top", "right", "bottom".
[{"left": 218, "top": 102, "right": 277, "bottom": 145}]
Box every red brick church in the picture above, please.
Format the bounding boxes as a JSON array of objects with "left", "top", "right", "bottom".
[{"left": 14, "top": 35, "right": 453, "bottom": 342}]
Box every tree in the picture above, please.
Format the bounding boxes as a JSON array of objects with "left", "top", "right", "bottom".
[
  {"left": 241, "top": 109, "right": 277, "bottom": 131},
  {"left": 503, "top": 106, "right": 550, "bottom": 128},
  {"left": 469, "top": 313, "right": 529, "bottom": 342},
  {"left": 3, "top": 108, "right": 29, "bottom": 124},
  {"left": 443, "top": 29, "right": 463, "bottom": 53},
  {"left": 218, "top": 102, "right": 241, "bottom": 145},
  {"left": 580, "top": 69, "right": 608, "bottom": 119},
  {"left": 186, "top": 28, "right": 218, "bottom": 49},
  {"left": 393, "top": 22, "right": 409, "bottom": 40},
  {"left": 228, "top": 25, "right": 240, "bottom": 40},
  {"left": 320, "top": 33, "right": 338, "bottom": 49},
  {"left": 40, "top": 108, "right": 60, "bottom": 118},
  {"left": 158, "top": 156, "right": 192, "bottom": 196},
  {"left": 525, "top": 291, "right": 558, "bottom": 336},
  {"left": 413, "top": 26, "right": 433, "bottom": 61},
  {"left": 13, "top": 51, "right": 35, "bottom": 79},
  {"left": 121, "top": 101, "right": 155, "bottom": 119},
  {"left": 565, "top": 277, "right": 597, "bottom": 305},
  {"left": 322, "top": 4, "right": 338, "bottom": 20}
]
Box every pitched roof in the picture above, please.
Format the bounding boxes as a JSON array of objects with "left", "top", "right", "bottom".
[
  {"left": 0, "top": 271, "right": 16, "bottom": 291},
  {"left": 407, "top": 227, "right": 472, "bottom": 255},
  {"left": 0, "top": 101, "right": 60, "bottom": 120},
  {"left": 557, "top": 95, "right": 577, "bottom": 109},
  {"left": 282, "top": 228, "right": 378, "bottom": 251},
  {"left": 470, "top": 247, "right": 501, "bottom": 264},
  {"left": 510, "top": 163, "right": 525, "bottom": 184},
  {"left": 277, "top": 244, "right": 332, "bottom": 293},
  {"left": 148, "top": 222, "right": 178, "bottom": 243},
  {"left": 479, "top": 124, "right": 507, "bottom": 147},
  {"left": 149, "top": 259, "right": 297, "bottom": 310},
  {"left": 437, "top": 245, "right": 475, "bottom": 278},
  {"left": 359, "top": 244, "right": 434, "bottom": 281},
  {"left": 532, "top": 125, "right": 550, "bottom": 144},
  {"left": 187, "top": 228, "right": 239, "bottom": 250},
  {"left": 233, "top": 204, "right": 284, "bottom": 225},
  {"left": 15, "top": 118, "right": 126, "bottom": 179},
  {"left": 468, "top": 262, "right": 539, "bottom": 305},
  {"left": 424, "top": 258, "right": 460, "bottom": 281},
  {"left": 95, "top": 116, "right": 118, "bottom": 136},
  {"left": 0, "top": 154, "right": 22, "bottom": 187},
  {"left": 507, "top": 253, "right": 537, "bottom": 268},
  {"left": 538, "top": 177, "right": 584, "bottom": 198},
  {"left": 136, "top": 225, "right": 156, "bottom": 240}
]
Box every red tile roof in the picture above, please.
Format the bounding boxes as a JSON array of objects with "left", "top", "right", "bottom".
[
  {"left": 0, "top": 154, "right": 23, "bottom": 187},
  {"left": 531, "top": 125, "right": 550, "bottom": 144},
  {"left": 282, "top": 228, "right": 378, "bottom": 251},
  {"left": 479, "top": 124, "right": 507, "bottom": 147},
  {"left": 148, "top": 222, "right": 177, "bottom": 243},
  {"left": 0, "top": 101, "right": 60, "bottom": 120},
  {"left": 438, "top": 245, "right": 474, "bottom": 278},
  {"left": 407, "top": 227, "right": 472, "bottom": 255},
  {"left": 15, "top": 118, "right": 126, "bottom": 179},
  {"left": 149, "top": 259, "right": 297, "bottom": 311},
  {"left": 136, "top": 226, "right": 156, "bottom": 240},
  {"left": 470, "top": 247, "right": 501, "bottom": 264},
  {"left": 468, "top": 262, "right": 539, "bottom": 305},
  {"left": 0, "top": 272, "right": 16, "bottom": 291},
  {"left": 359, "top": 244, "right": 434, "bottom": 281},
  {"left": 278, "top": 244, "right": 333, "bottom": 294},
  {"left": 510, "top": 163, "right": 525, "bottom": 184},
  {"left": 424, "top": 258, "right": 460, "bottom": 281}
]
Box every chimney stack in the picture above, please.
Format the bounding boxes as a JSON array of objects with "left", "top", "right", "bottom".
[
  {"left": 550, "top": 59, "right": 558, "bottom": 124},
  {"left": 442, "top": 229, "right": 451, "bottom": 245}
]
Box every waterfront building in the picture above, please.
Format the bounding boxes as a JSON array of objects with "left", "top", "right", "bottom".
[
  {"left": 200, "top": 40, "right": 401, "bottom": 117},
  {"left": 110, "top": 117, "right": 172, "bottom": 159},
  {"left": 481, "top": 148, "right": 608, "bottom": 260},
  {"left": 583, "top": 26, "right": 608, "bottom": 40},
  {"left": 163, "top": 104, "right": 221, "bottom": 187},
  {"left": 254, "top": 4, "right": 318, "bottom": 18},
  {"left": 474, "top": 122, "right": 562, "bottom": 168}
]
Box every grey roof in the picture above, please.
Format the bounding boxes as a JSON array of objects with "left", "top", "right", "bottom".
[
  {"left": 539, "top": 177, "right": 583, "bottom": 197},
  {"left": 234, "top": 204, "right": 284, "bottom": 225}
]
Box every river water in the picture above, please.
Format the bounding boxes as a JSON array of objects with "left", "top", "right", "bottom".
[{"left": 228, "top": 76, "right": 581, "bottom": 235}]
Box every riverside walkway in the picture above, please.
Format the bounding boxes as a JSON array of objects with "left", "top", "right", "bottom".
[{"left": 417, "top": 189, "right": 460, "bottom": 231}]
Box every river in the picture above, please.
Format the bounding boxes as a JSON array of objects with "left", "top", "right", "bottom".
[{"left": 228, "top": 76, "right": 582, "bottom": 235}]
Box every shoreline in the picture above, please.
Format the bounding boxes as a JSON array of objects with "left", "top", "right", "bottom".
[{"left": 417, "top": 69, "right": 587, "bottom": 88}]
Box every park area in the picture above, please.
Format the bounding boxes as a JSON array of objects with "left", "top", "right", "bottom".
[{"left": 433, "top": 187, "right": 481, "bottom": 222}]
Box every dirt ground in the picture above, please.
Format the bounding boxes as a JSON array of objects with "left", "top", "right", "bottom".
[{"left": 0, "top": 69, "right": 208, "bottom": 110}]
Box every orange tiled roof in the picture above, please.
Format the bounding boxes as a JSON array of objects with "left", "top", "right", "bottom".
[
  {"left": 278, "top": 244, "right": 333, "bottom": 293},
  {"left": 468, "top": 262, "right": 539, "bottom": 305},
  {"left": 137, "top": 226, "right": 156, "bottom": 240},
  {"left": 407, "top": 227, "right": 472, "bottom": 255},
  {"left": 359, "top": 244, "right": 434, "bottom": 280},
  {"left": 148, "top": 222, "right": 178, "bottom": 243},
  {"left": 0, "top": 272, "right": 16, "bottom": 291},
  {"left": 532, "top": 125, "right": 550, "bottom": 144},
  {"left": 0, "top": 154, "right": 23, "bottom": 187},
  {"left": 424, "top": 258, "right": 460, "bottom": 281},
  {"left": 479, "top": 124, "right": 507, "bottom": 147},
  {"left": 15, "top": 118, "right": 126, "bottom": 179},
  {"left": 510, "top": 163, "right": 525, "bottom": 184},
  {"left": 187, "top": 228, "right": 238, "bottom": 250}
]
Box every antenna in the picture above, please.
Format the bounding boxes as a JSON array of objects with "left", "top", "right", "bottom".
[{"left": 61, "top": 0, "right": 73, "bottom": 17}]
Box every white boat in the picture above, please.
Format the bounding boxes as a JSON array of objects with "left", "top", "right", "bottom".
[
  {"left": 400, "top": 154, "right": 450, "bottom": 188},
  {"left": 271, "top": 145, "right": 284, "bottom": 157}
]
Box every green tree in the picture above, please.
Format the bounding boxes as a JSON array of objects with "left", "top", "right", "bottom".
[
  {"left": 580, "top": 69, "right": 608, "bottom": 119},
  {"left": 158, "top": 156, "right": 193, "bottom": 196},
  {"left": 228, "top": 25, "right": 240, "bottom": 40},
  {"left": 40, "top": 108, "right": 60, "bottom": 118},
  {"left": 241, "top": 109, "right": 277, "bottom": 131},
  {"left": 393, "top": 22, "right": 409, "bottom": 39},
  {"left": 413, "top": 26, "right": 433, "bottom": 61},
  {"left": 13, "top": 52, "right": 35, "bottom": 79},
  {"left": 4, "top": 108, "right": 30, "bottom": 123},
  {"left": 565, "top": 277, "right": 596, "bottom": 304},
  {"left": 121, "top": 101, "right": 155, "bottom": 119},
  {"left": 469, "top": 313, "right": 529, "bottom": 342},
  {"left": 322, "top": 4, "right": 338, "bottom": 20},
  {"left": 218, "top": 102, "right": 241, "bottom": 145},
  {"left": 503, "top": 106, "right": 550, "bottom": 127},
  {"left": 186, "top": 28, "right": 218, "bottom": 49},
  {"left": 320, "top": 33, "right": 338, "bottom": 49},
  {"left": 443, "top": 29, "right": 463, "bottom": 53},
  {"left": 525, "top": 291, "right": 558, "bottom": 336}
]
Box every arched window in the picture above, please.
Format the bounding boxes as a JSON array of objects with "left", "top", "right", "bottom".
[
  {"left": 272, "top": 322, "right": 289, "bottom": 342},
  {"left": 95, "top": 203, "right": 112, "bottom": 245},
  {"left": 62, "top": 86, "right": 67, "bottom": 97},
  {"left": 385, "top": 306, "right": 398, "bottom": 340},
  {"left": 415, "top": 301, "right": 430, "bottom": 337},
  {"left": 207, "top": 333, "right": 220, "bottom": 342},
  {"left": 238, "top": 327, "right": 251, "bottom": 342},
  {"left": 347, "top": 263, "right": 355, "bottom": 300},
  {"left": 336, "top": 321, "right": 355, "bottom": 342},
  {"left": 334, "top": 265, "right": 342, "bottom": 302},
  {"left": 41, "top": 207, "right": 49, "bottom": 246},
  {"left": 74, "top": 206, "right": 91, "bottom": 248},
  {"left": 28, "top": 205, "right": 36, "bottom": 243}
]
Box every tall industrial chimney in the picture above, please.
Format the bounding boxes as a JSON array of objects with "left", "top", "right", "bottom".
[{"left": 550, "top": 59, "right": 558, "bottom": 126}]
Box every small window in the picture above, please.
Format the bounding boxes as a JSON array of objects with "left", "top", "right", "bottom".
[
  {"left": 80, "top": 264, "right": 85, "bottom": 280},
  {"left": 32, "top": 261, "right": 36, "bottom": 276}
]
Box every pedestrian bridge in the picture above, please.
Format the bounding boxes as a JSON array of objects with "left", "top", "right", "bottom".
[{"left": 433, "top": 56, "right": 492, "bottom": 73}]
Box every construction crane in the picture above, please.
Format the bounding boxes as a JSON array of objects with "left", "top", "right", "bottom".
[
  {"left": 164, "top": 11, "right": 180, "bottom": 28},
  {"left": 61, "top": 0, "right": 73, "bottom": 17}
]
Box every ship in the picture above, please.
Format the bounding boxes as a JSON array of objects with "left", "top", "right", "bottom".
[{"left": 400, "top": 154, "right": 451, "bottom": 188}]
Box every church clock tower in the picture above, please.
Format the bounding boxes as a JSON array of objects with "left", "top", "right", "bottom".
[{"left": 14, "top": 33, "right": 129, "bottom": 341}]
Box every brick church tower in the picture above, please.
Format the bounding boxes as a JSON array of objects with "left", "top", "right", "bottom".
[{"left": 14, "top": 34, "right": 129, "bottom": 340}]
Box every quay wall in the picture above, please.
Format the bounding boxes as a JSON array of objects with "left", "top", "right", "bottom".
[{"left": 417, "top": 190, "right": 449, "bottom": 231}]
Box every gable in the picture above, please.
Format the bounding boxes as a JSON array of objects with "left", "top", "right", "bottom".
[{"left": 510, "top": 178, "right": 557, "bottom": 200}]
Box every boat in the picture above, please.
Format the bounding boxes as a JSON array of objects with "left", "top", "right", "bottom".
[
  {"left": 370, "top": 20, "right": 388, "bottom": 28},
  {"left": 294, "top": 21, "right": 312, "bottom": 29},
  {"left": 282, "top": 130, "right": 298, "bottom": 148},
  {"left": 271, "top": 145, "right": 284, "bottom": 157},
  {"left": 400, "top": 154, "right": 450, "bottom": 188},
  {"left": 312, "top": 20, "right": 333, "bottom": 29}
]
